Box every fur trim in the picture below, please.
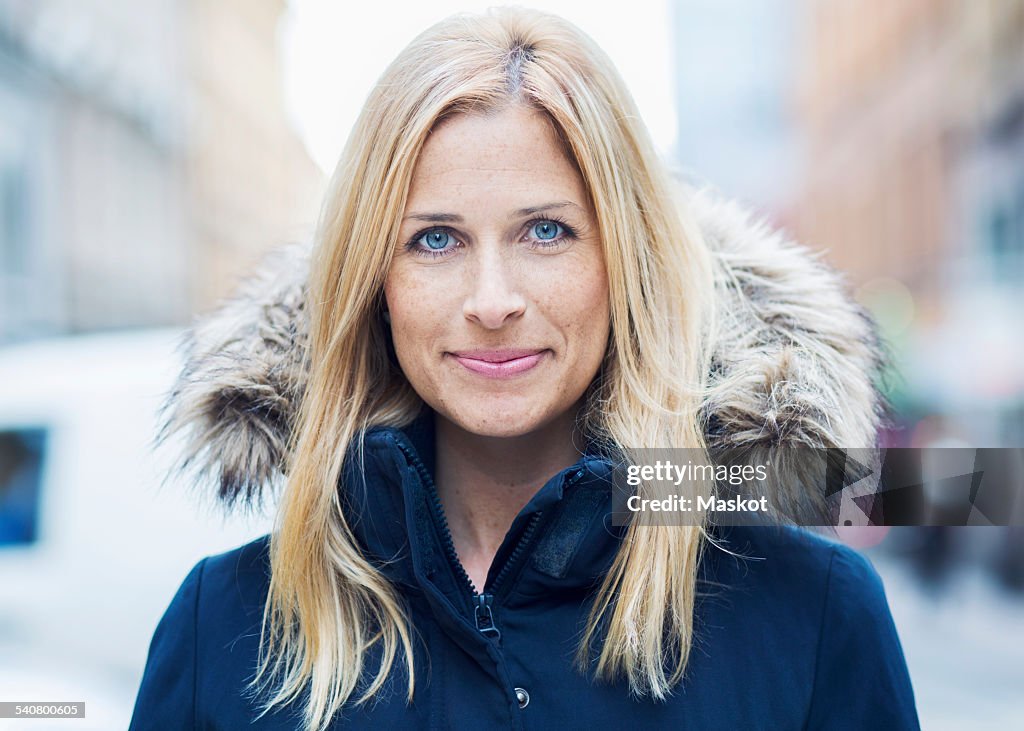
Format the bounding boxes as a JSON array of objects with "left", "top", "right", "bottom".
[
  {"left": 685, "top": 187, "right": 887, "bottom": 524},
  {"left": 159, "top": 244, "right": 311, "bottom": 509},
  {"left": 160, "top": 186, "right": 887, "bottom": 519}
]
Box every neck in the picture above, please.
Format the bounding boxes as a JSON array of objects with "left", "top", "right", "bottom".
[{"left": 433, "top": 407, "right": 584, "bottom": 590}]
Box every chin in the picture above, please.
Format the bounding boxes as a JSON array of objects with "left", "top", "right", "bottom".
[
  {"left": 458, "top": 414, "right": 540, "bottom": 439},
  {"left": 447, "top": 400, "right": 551, "bottom": 439}
]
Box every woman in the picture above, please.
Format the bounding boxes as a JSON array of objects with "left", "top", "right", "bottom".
[{"left": 130, "top": 7, "right": 918, "bottom": 730}]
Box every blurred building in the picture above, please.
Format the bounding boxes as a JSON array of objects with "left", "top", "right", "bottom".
[
  {"left": 0, "top": 0, "right": 324, "bottom": 342},
  {"left": 671, "top": 0, "right": 799, "bottom": 210},
  {"left": 790, "top": 0, "right": 1024, "bottom": 446}
]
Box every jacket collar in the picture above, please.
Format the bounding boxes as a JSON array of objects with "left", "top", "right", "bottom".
[{"left": 341, "top": 408, "right": 624, "bottom": 605}]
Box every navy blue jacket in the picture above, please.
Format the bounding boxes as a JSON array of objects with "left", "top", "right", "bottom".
[{"left": 129, "top": 416, "right": 919, "bottom": 730}]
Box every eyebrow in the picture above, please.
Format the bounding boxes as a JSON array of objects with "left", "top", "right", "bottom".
[{"left": 403, "top": 200, "right": 584, "bottom": 223}]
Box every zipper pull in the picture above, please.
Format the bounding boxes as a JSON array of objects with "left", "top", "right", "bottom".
[{"left": 474, "top": 593, "right": 501, "bottom": 641}]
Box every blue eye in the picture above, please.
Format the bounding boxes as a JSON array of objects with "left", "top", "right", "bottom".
[
  {"left": 421, "top": 230, "right": 451, "bottom": 250},
  {"left": 532, "top": 220, "right": 562, "bottom": 240}
]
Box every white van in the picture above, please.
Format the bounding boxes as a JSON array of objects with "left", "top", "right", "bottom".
[{"left": 0, "top": 329, "right": 274, "bottom": 730}]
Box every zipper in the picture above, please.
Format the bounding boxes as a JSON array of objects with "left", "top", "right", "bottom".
[
  {"left": 394, "top": 437, "right": 588, "bottom": 643},
  {"left": 474, "top": 593, "right": 500, "bottom": 640},
  {"left": 393, "top": 439, "right": 478, "bottom": 598}
]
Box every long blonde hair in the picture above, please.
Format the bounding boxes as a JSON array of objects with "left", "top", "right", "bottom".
[{"left": 250, "top": 8, "right": 717, "bottom": 730}]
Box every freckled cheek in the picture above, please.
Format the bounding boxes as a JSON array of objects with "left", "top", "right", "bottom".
[
  {"left": 531, "top": 264, "right": 610, "bottom": 356},
  {"left": 386, "top": 269, "right": 461, "bottom": 359}
]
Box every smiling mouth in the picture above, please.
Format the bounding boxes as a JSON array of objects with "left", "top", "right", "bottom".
[{"left": 448, "top": 349, "right": 548, "bottom": 378}]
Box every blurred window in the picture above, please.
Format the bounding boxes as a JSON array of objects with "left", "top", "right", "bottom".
[
  {"left": 0, "top": 428, "right": 47, "bottom": 546},
  {"left": 985, "top": 190, "right": 1024, "bottom": 283},
  {"left": 0, "top": 163, "right": 28, "bottom": 275},
  {"left": 999, "top": 401, "right": 1024, "bottom": 447},
  {"left": 1016, "top": 178, "right": 1024, "bottom": 261}
]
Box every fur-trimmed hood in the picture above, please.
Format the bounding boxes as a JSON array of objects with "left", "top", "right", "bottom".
[{"left": 160, "top": 185, "right": 887, "bottom": 522}]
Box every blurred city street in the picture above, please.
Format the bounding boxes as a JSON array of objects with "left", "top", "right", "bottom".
[
  {"left": 873, "top": 555, "right": 1024, "bottom": 729},
  {"left": 2, "top": 0, "right": 1023, "bottom": 727}
]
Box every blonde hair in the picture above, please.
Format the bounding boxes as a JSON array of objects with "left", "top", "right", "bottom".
[{"left": 250, "top": 8, "right": 717, "bottom": 730}]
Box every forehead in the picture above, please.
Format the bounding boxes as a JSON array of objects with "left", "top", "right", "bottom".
[{"left": 406, "top": 106, "right": 589, "bottom": 207}]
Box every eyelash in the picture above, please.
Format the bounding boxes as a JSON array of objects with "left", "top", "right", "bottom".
[{"left": 403, "top": 216, "right": 579, "bottom": 259}]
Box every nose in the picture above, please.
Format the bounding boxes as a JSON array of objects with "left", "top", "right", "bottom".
[{"left": 462, "top": 244, "right": 527, "bottom": 329}]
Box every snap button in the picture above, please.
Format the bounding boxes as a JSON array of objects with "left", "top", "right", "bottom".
[{"left": 514, "top": 687, "right": 530, "bottom": 709}]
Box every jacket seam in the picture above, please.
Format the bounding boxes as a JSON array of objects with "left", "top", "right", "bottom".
[
  {"left": 803, "top": 546, "right": 836, "bottom": 731},
  {"left": 193, "top": 557, "right": 207, "bottom": 731}
]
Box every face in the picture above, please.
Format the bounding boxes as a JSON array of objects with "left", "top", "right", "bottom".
[{"left": 384, "top": 104, "right": 610, "bottom": 438}]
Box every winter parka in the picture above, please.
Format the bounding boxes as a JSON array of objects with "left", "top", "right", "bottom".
[{"left": 128, "top": 186, "right": 920, "bottom": 730}]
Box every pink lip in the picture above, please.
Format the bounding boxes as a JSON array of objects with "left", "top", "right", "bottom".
[{"left": 449, "top": 349, "right": 548, "bottom": 378}]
